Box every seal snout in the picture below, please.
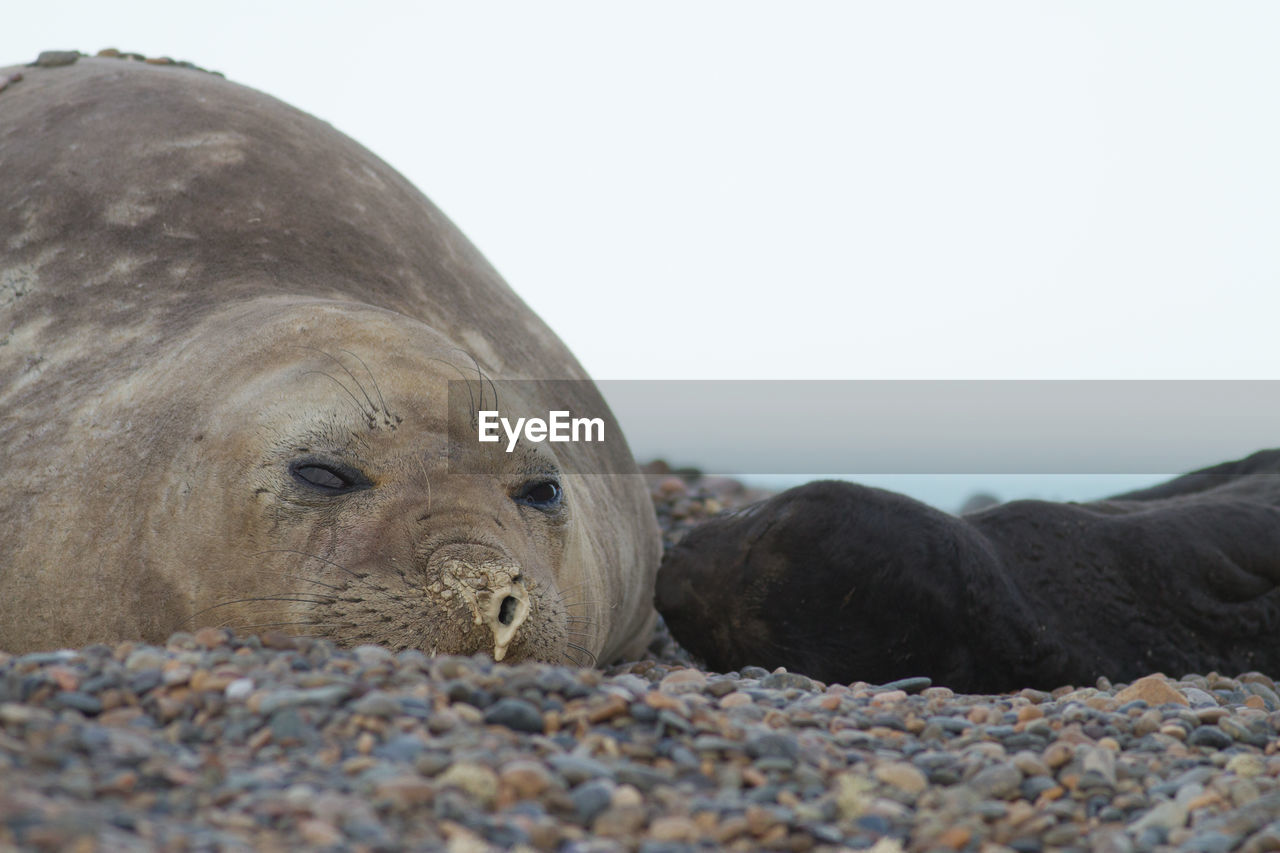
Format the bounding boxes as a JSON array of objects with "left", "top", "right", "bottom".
[{"left": 435, "top": 548, "right": 533, "bottom": 661}]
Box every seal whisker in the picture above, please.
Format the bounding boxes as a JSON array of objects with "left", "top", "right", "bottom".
[
  {"left": 190, "top": 595, "right": 336, "bottom": 621},
  {"left": 236, "top": 568, "right": 346, "bottom": 592},
  {"left": 413, "top": 456, "right": 433, "bottom": 517},
  {"left": 296, "top": 345, "right": 379, "bottom": 416},
  {"left": 224, "top": 622, "right": 322, "bottom": 632},
  {"left": 203, "top": 610, "right": 319, "bottom": 631},
  {"left": 250, "top": 549, "right": 410, "bottom": 607},
  {"left": 428, "top": 357, "right": 477, "bottom": 423},
  {"left": 461, "top": 350, "right": 500, "bottom": 416},
  {"left": 462, "top": 351, "right": 487, "bottom": 412},
  {"left": 251, "top": 548, "right": 368, "bottom": 583},
  {"left": 300, "top": 369, "right": 371, "bottom": 421},
  {"left": 564, "top": 642, "right": 598, "bottom": 667},
  {"left": 553, "top": 586, "right": 600, "bottom": 611},
  {"left": 339, "top": 348, "right": 396, "bottom": 424},
  {"left": 245, "top": 595, "right": 336, "bottom": 606}
]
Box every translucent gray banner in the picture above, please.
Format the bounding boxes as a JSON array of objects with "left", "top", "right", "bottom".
[{"left": 450, "top": 380, "right": 1280, "bottom": 475}]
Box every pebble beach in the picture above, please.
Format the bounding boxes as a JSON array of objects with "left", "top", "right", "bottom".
[{"left": 1, "top": 468, "right": 1278, "bottom": 852}]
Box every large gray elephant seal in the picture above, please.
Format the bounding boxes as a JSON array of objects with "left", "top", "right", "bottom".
[{"left": 0, "top": 54, "right": 659, "bottom": 665}]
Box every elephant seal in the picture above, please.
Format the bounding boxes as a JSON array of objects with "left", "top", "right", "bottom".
[
  {"left": 0, "top": 54, "right": 660, "bottom": 664},
  {"left": 655, "top": 450, "right": 1280, "bottom": 692}
]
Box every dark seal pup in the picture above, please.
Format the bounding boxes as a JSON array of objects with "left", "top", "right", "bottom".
[
  {"left": 0, "top": 54, "right": 660, "bottom": 664},
  {"left": 655, "top": 450, "right": 1280, "bottom": 692}
]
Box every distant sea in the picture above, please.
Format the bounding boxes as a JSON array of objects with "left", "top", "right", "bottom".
[{"left": 734, "top": 473, "right": 1171, "bottom": 514}]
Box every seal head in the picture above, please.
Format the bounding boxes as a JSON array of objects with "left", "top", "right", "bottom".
[{"left": 0, "top": 55, "right": 659, "bottom": 664}]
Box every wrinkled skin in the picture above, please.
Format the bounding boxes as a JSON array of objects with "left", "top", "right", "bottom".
[
  {"left": 0, "top": 57, "right": 659, "bottom": 664},
  {"left": 656, "top": 450, "right": 1280, "bottom": 692}
]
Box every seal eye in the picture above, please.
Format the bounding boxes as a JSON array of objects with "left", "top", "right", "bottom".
[
  {"left": 290, "top": 462, "right": 366, "bottom": 494},
  {"left": 516, "top": 479, "right": 562, "bottom": 509}
]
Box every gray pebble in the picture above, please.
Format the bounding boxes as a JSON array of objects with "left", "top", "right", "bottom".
[
  {"left": 927, "top": 715, "right": 972, "bottom": 733},
  {"left": 352, "top": 645, "right": 394, "bottom": 666},
  {"left": 1152, "top": 765, "right": 1215, "bottom": 795},
  {"left": 1042, "top": 823, "right": 1081, "bottom": 846},
  {"left": 1196, "top": 791, "right": 1280, "bottom": 837},
  {"left": 257, "top": 684, "right": 351, "bottom": 714},
  {"left": 1130, "top": 799, "right": 1188, "bottom": 833},
  {"left": 268, "top": 708, "right": 311, "bottom": 743},
  {"left": 395, "top": 649, "right": 431, "bottom": 669},
  {"left": 608, "top": 674, "right": 649, "bottom": 697},
  {"left": 1081, "top": 746, "right": 1117, "bottom": 788},
  {"left": 535, "top": 668, "right": 583, "bottom": 696},
  {"left": 1021, "top": 775, "right": 1059, "bottom": 799},
  {"left": 351, "top": 690, "right": 401, "bottom": 717},
  {"left": 571, "top": 779, "right": 614, "bottom": 825},
  {"left": 615, "top": 762, "right": 671, "bottom": 792},
  {"left": 549, "top": 755, "right": 614, "bottom": 785},
  {"left": 414, "top": 752, "right": 453, "bottom": 777},
  {"left": 124, "top": 649, "right": 167, "bottom": 672},
  {"left": 1243, "top": 682, "right": 1280, "bottom": 710},
  {"left": 127, "top": 670, "right": 162, "bottom": 694},
  {"left": 482, "top": 697, "right": 545, "bottom": 733},
  {"left": 32, "top": 50, "right": 81, "bottom": 67},
  {"left": 1182, "top": 687, "right": 1221, "bottom": 709},
  {"left": 1133, "top": 826, "right": 1168, "bottom": 851},
  {"left": 759, "top": 672, "right": 818, "bottom": 691},
  {"left": 54, "top": 692, "right": 102, "bottom": 715},
  {"left": 1181, "top": 831, "right": 1243, "bottom": 853},
  {"left": 15, "top": 651, "right": 82, "bottom": 667},
  {"left": 656, "top": 709, "right": 692, "bottom": 732},
  {"left": 692, "top": 735, "right": 746, "bottom": 753},
  {"left": 746, "top": 731, "right": 798, "bottom": 761},
  {"left": 877, "top": 676, "right": 932, "bottom": 694},
  {"left": 968, "top": 762, "right": 1022, "bottom": 799},
  {"left": 374, "top": 734, "right": 428, "bottom": 762},
  {"left": 1218, "top": 716, "right": 1267, "bottom": 747},
  {"left": 1188, "top": 725, "right": 1234, "bottom": 749}
]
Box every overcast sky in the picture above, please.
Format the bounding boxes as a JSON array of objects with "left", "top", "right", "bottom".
[{"left": 5, "top": 3, "right": 1277, "bottom": 504}]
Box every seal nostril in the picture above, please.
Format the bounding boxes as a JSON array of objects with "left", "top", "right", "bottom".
[{"left": 498, "top": 595, "right": 519, "bottom": 626}]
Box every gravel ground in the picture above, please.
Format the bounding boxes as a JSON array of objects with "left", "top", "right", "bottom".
[{"left": 1, "top": 468, "right": 1278, "bottom": 852}]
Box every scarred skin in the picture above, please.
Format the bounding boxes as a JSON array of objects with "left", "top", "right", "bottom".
[
  {"left": 0, "top": 56, "right": 660, "bottom": 664},
  {"left": 656, "top": 451, "right": 1280, "bottom": 692}
]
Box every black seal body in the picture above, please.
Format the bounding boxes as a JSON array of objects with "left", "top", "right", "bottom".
[{"left": 655, "top": 450, "right": 1280, "bottom": 692}]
